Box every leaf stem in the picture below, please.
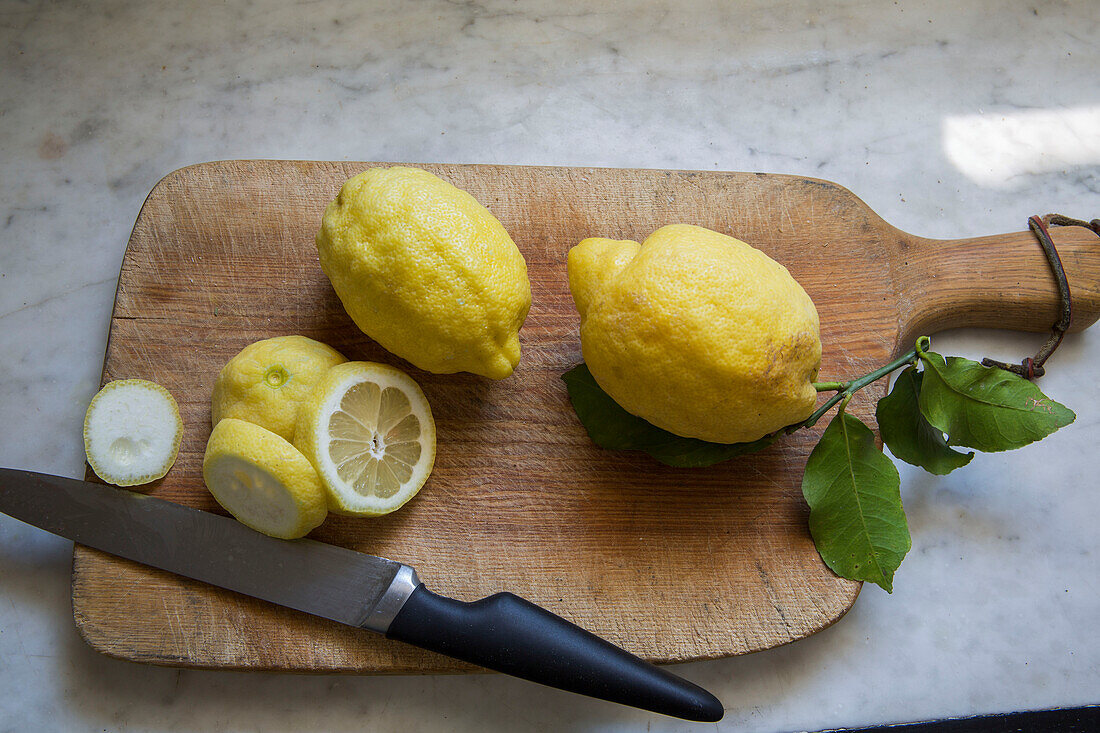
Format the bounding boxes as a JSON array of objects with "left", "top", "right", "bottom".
[
  {"left": 813, "top": 381, "right": 847, "bottom": 392},
  {"left": 794, "top": 346, "right": 920, "bottom": 432}
]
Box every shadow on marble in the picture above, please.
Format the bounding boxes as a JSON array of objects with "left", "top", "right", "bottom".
[{"left": 0, "top": 524, "right": 74, "bottom": 608}]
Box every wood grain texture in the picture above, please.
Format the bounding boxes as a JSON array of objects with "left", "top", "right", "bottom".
[{"left": 72, "top": 161, "right": 1100, "bottom": 672}]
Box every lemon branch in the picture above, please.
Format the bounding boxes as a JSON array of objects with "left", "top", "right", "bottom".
[{"left": 799, "top": 343, "right": 922, "bottom": 431}]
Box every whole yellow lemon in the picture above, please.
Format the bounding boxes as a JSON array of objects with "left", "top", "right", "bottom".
[
  {"left": 316, "top": 166, "right": 532, "bottom": 379},
  {"left": 568, "top": 224, "right": 821, "bottom": 444}
]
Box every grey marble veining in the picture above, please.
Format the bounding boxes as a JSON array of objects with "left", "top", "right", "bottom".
[{"left": 1, "top": 1, "right": 1098, "bottom": 731}]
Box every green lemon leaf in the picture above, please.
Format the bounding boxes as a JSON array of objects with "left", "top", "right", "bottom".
[
  {"left": 876, "top": 366, "right": 973, "bottom": 475},
  {"left": 801, "top": 410, "right": 910, "bottom": 592},
  {"left": 917, "top": 352, "right": 1075, "bottom": 453},
  {"left": 644, "top": 432, "right": 779, "bottom": 468},
  {"left": 561, "top": 363, "right": 776, "bottom": 467},
  {"left": 561, "top": 363, "right": 665, "bottom": 451}
]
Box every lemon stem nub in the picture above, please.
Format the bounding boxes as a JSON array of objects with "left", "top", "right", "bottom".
[{"left": 264, "top": 365, "right": 290, "bottom": 388}]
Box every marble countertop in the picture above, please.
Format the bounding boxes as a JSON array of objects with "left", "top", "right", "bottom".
[{"left": 2, "top": 1, "right": 1097, "bottom": 730}]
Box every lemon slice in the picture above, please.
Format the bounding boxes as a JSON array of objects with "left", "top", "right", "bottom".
[
  {"left": 83, "top": 379, "right": 182, "bottom": 487},
  {"left": 294, "top": 362, "right": 436, "bottom": 516},
  {"left": 203, "top": 418, "right": 327, "bottom": 539}
]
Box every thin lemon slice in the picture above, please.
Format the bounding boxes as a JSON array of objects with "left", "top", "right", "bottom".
[
  {"left": 83, "top": 379, "right": 182, "bottom": 487},
  {"left": 294, "top": 362, "right": 436, "bottom": 517},
  {"left": 203, "top": 418, "right": 327, "bottom": 539}
]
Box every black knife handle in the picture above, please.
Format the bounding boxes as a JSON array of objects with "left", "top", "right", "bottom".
[{"left": 385, "top": 585, "right": 723, "bottom": 722}]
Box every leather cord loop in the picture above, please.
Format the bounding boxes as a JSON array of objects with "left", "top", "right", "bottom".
[{"left": 981, "top": 214, "right": 1097, "bottom": 379}]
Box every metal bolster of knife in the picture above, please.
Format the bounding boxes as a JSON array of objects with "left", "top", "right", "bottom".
[{"left": 359, "top": 564, "right": 421, "bottom": 633}]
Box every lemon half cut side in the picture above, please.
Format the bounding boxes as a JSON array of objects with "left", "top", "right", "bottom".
[
  {"left": 203, "top": 418, "right": 328, "bottom": 540},
  {"left": 83, "top": 379, "right": 183, "bottom": 487},
  {"left": 295, "top": 362, "right": 436, "bottom": 517}
]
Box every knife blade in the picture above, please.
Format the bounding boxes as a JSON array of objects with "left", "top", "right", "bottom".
[{"left": 0, "top": 468, "right": 723, "bottom": 722}]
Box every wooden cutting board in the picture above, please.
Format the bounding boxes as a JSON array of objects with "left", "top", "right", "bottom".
[{"left": 72, "top": 161, "right": 1100, "bottom": 672}]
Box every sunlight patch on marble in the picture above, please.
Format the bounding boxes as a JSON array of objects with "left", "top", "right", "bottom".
[{"left": 942, "top": 105, "right": 1100, "bottom": 188}]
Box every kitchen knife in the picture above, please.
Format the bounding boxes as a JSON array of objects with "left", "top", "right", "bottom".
[{"left": 0, "top": 468, "right": 723, "bottom": 722}]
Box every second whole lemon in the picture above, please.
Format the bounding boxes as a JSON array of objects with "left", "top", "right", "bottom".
[
  {"left": 568, "top": 224, "right": 821, "bottom": 444},
  {"left": 316, "top": 166, "right": 532, "bottom": 379}
]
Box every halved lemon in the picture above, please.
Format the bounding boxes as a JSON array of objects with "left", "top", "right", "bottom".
[
  {"left": 203, "top": 418, "right": 327, "bottom": 539},
  {"left": 294, "top": 362, "right": 436, "bottom": 516},
  {"left": 83, "top": 379, "right": 182, "bottom": 487}
]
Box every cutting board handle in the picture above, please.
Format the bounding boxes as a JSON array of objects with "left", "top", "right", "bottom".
[{"left": 894, "top": 224, "right": 1100, "bottom": 347}]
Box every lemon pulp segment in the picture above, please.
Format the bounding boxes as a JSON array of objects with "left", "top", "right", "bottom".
[{"left": 328, "top": 380, "right": 424, "bottom": 499}]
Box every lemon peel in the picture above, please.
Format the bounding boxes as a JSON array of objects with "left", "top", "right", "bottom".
[
  {"left": 203, "top": 418, "right": 327, "bottom": 539},
  {"left": 83, "top": 379, "right": 182, "bottom": 487},
  {"left": 294, "top": 361, "right": 436, "bottom": 517}
]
